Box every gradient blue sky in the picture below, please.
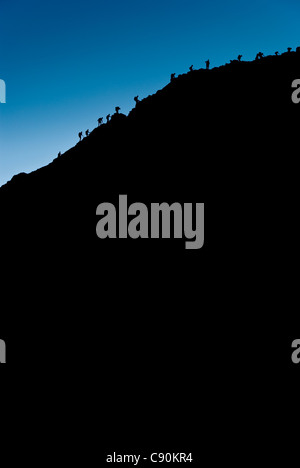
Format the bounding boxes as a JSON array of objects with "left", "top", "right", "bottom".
[{"left": 0, "top": 0, "right": 299, "bottom": 186}]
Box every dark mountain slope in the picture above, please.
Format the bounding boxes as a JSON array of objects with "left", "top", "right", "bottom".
[{"left": 1, "top": 52, "right": 299, "bottom": 443}]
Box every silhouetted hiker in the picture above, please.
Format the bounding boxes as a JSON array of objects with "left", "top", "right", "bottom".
[
  {"left": 134, "top": 96, "right": 139, "bottom": 106},
  {"left": 189, "top": 65, "right": 194, "bottom": 72},
  {"left": 85, "top": 129, "right": 89, "bottom": 137},
  {"left": 78, "top": 131, "right": 83, "bottom": 141},
  {"left": 115, "top": 106, "right": 120, "bottom": 114},
  {"left": 205, "top": 60, "right": 210, "bottom": 70},
  {"left": 98, "top": 117, "right": 103, "bottom": 126},
  {"left": 237, "top": 55, "right": 242, "bottom": 62},
  {"left": 255, "top": 52, "right": 264, "bottom": 60},
  {"left": 170, "top": 73, "right": 176, "bottom": 82},
  {"left": 287, "top": 47, "right": 292, "bottom": 53},
  {"left": 275, "top": 51, "right": 279, "bottom": 56},
  {"left": 58, "top": 151, "right": 61, "bottom": 158},
  {"left": 106, "top": 114, "right": 111, "bottom": 122}
]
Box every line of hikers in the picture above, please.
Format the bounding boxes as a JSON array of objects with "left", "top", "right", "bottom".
[
  {"left": 75, "top": 45, "right": 300, "bottom": 143},
  {"left": 255, "top": 46, "right": 299, "bottom": 60},
  {"left": 78, "top": 105, "right": 118, "bottom": 141},
  {"left": 171, "top": 59, "right": 210, "bottom": 81},
  {"left": 255, "top": 46, "right": 298, "bottom": 60},
  {"left": 77, "top": 96, "right": 142, "bottom": 141},
  {"left": 170, "top": 47, "right": 299, "bottom": 82},
  {"left": 78, "top": 96, "right": 140, "bottom": 141}
]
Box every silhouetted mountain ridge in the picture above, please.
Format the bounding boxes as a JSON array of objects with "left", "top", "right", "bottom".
[
  {"left": 1, "top": 51, "right": 299, "bottom": 196},
  {"left": 0, "top": 51, "right": 299, "bottom": 261}
]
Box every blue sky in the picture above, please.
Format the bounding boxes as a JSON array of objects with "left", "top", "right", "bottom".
[{"left": 0, "top": 0, "right": 299, "bottom": 187}]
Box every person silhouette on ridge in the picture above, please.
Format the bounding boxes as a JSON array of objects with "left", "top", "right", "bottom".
[
  {"left": 98, "top": 117, "right": 103, "bottom": 126},
  {"left": 287, "top": 47, "right": 292, "bottom": 53},
  {"left": 115, "top": 106, "right": 120, "bottom": 114},
  {"left": 237, "top": 55, "right": 242, "bottom": 62},
  {"left": 106, "top": 114, "right": 111, "bottom": 122},
  {"left": 275, "top": 51, "right": 279, "bottom": 56},
  {"left": 205, "top": 60, "right": 210, "bottom": 70},
  {"left": 255, "top": 52, "right": 264, "bottom": 60},
  {"left": 170, "top": 73, "right": 176, "bottom": 82},
  {"left": 78, "top": 131, "right": 83, "bottom": 141},
  {"left": 134, "top": 96, "right": 139, "bottom": 106},
  {"left": 85, "top": 129, "right": 89, "bottom": 137},
  {"left": 189, "top": 65, "right": 194, "bottom": 72}
]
